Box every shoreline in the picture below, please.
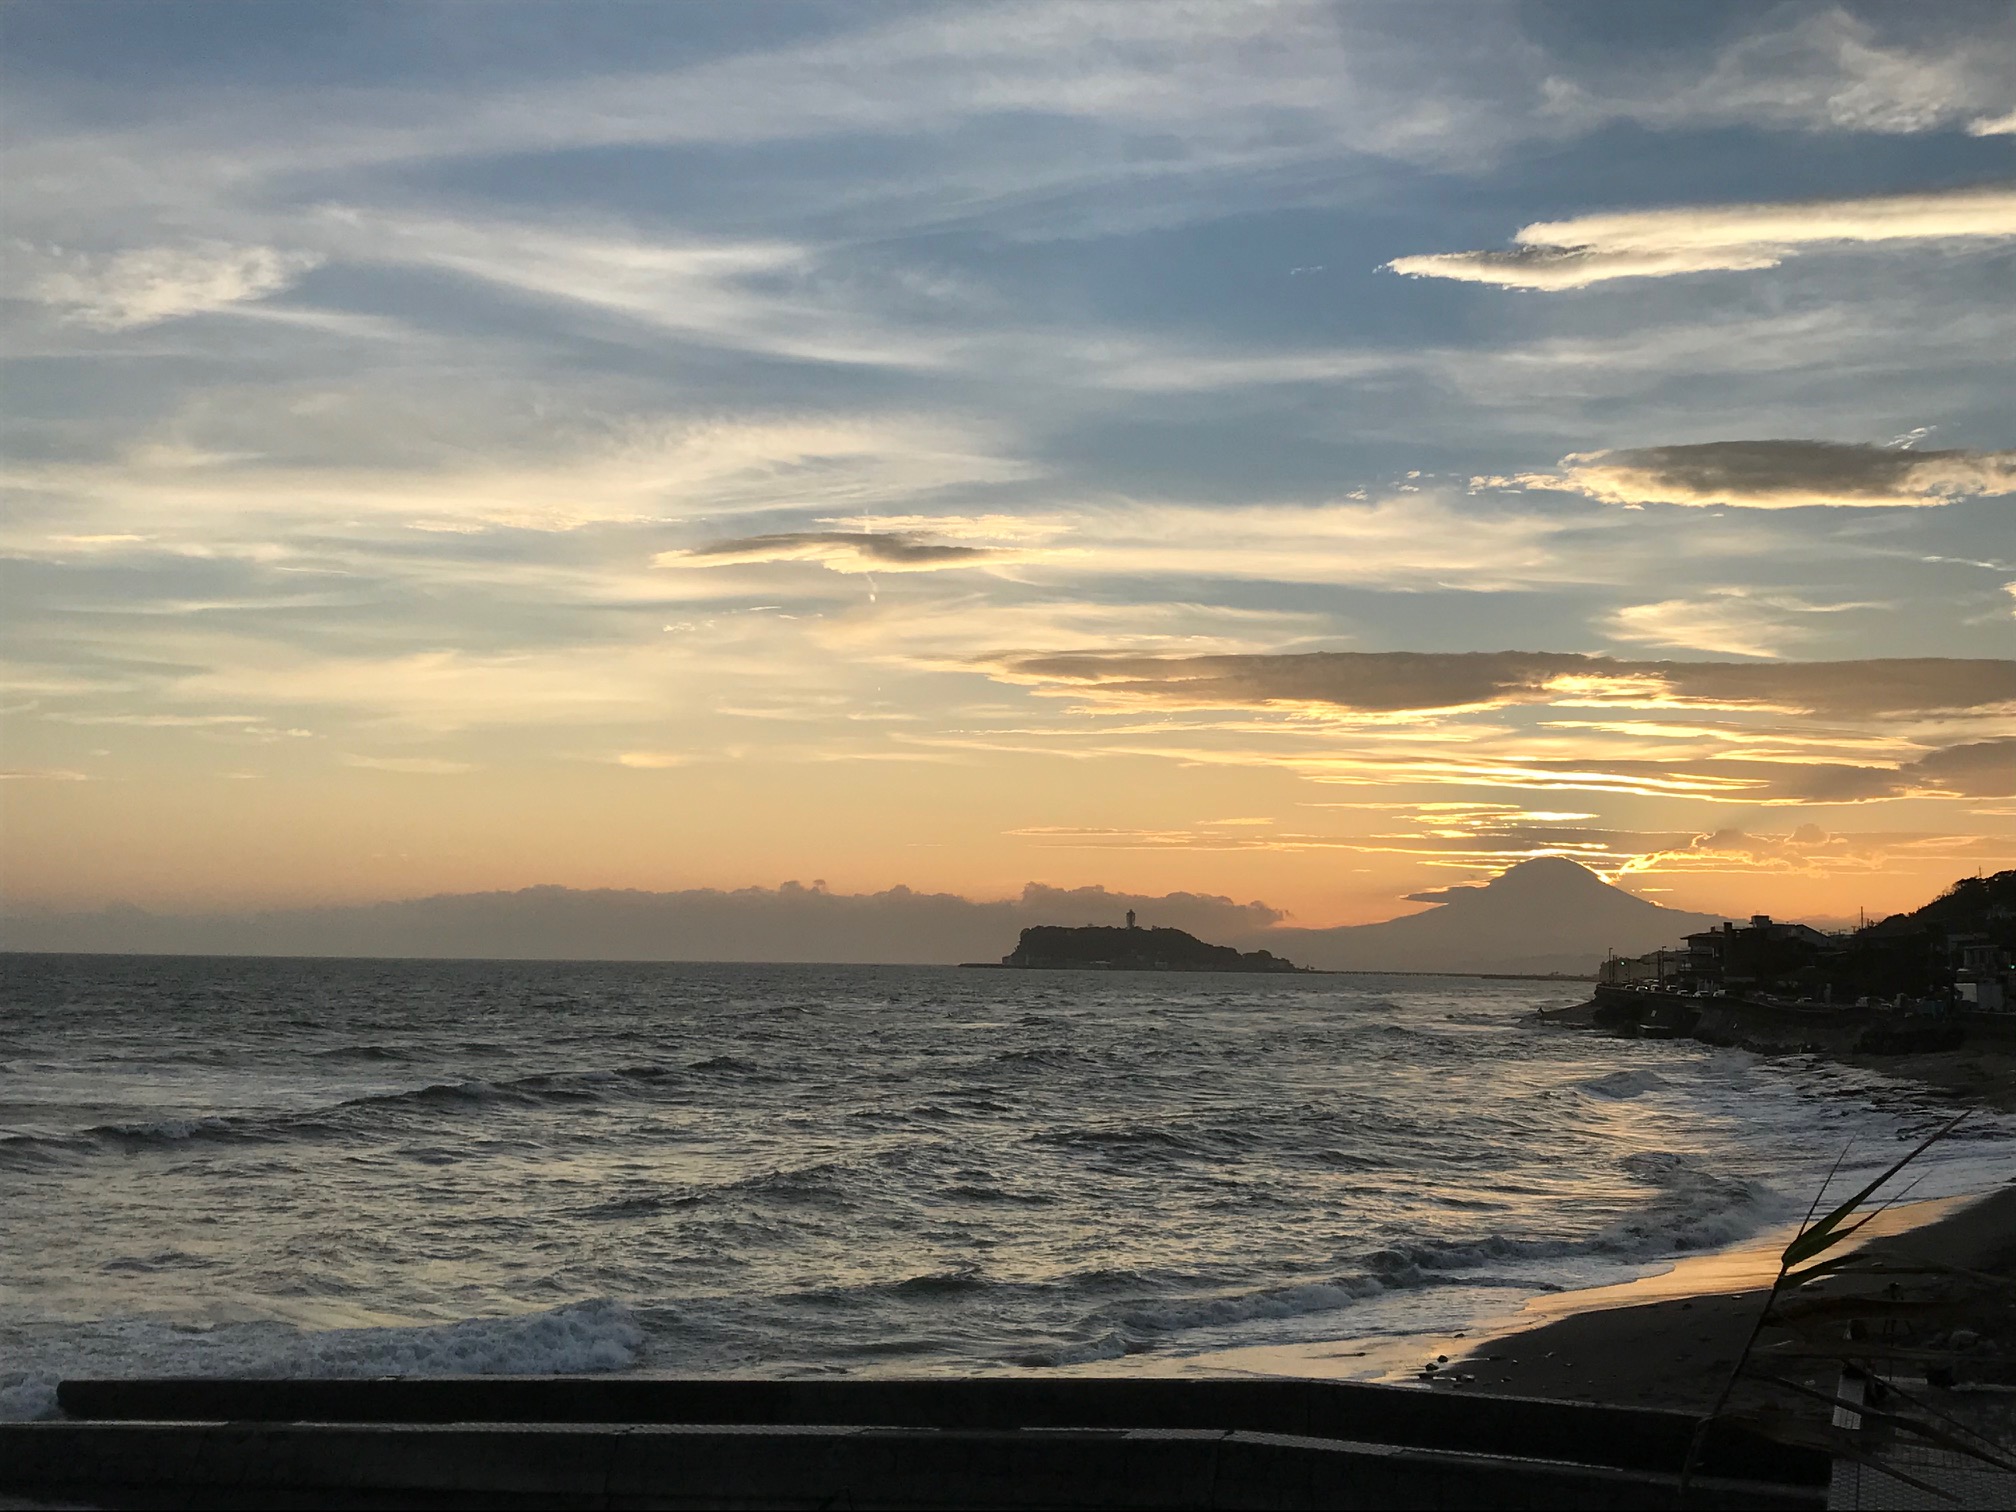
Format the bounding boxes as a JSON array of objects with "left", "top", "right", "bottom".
[
  {"left": 1441, "top": 1181, "right": 2016, "bottom": 1412},
  {"left": 1096, "top": 1183, "right": 2015, "bottom": 1411}
]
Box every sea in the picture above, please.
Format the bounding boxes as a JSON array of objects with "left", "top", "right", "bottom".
[{"left": 3, "top": 954, "right": 2010, "bottom": 1421}]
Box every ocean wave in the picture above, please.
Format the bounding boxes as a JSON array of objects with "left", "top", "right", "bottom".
[
  {"left": 940, "top": 1182, "right": 1053, "bottom": 1204},
  {"left": 96, "top": 1115, "right": 242, "bottom": 1142},
  {"left": 1108, "top": 1275, "right": 1386, "bottom": 1335},
  {"left": 571, "top": 1190, "right": 704, "bottom": 1220},
  {"left": 311, "top": 1044, "right": 413, "bottom": 1063},
  {"left": 686, "top": 1055, "right": 766, "bottom": 1075},
  {"left": 1011, "top": 1332, "right": 1131, "bottom": 1367},
  {"left": 0, "top": 1061, "right": 691, "bottom": 1165},
  {"left": 1034, "top": 1120, "right": 1272, "bottom": 1164},
  {"left": 724, "top": 1158, "right": 861, "bottom": 1206},
  {"left": 888, "top": 1268, "right": 992, "bottom": 1297},
  {"left": 1579, "top": 1069, "right": 1668, "bottom": 1099},
  {"left": 0, "top": 1128, "right": 97, "bottom": 1167},
  {"left": 99, "top": 1249, "right": 214, "bottom": 1274},
  {"left": 0, "top": 1298, "right": 645, "bottom": 1423},
  {"left": 1360, "top": 1152, "right": 1775, "bottom": 1280},
  {"left": 0, "top": 1113, "right": 307, "bottom": 1159}
]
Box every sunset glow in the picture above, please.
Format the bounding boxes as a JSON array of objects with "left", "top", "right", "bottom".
[{"left": 4, "top": 2, "right": 2012, "bottom": 941}]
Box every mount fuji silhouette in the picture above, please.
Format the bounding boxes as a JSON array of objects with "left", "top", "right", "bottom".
[{"left": 1254, "top": 857, "right": 1731, "bottom": 975}]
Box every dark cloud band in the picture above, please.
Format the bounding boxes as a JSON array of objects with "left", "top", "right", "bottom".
[
  {"left": 1501, "top": 439, "right": 2016, "bottom": 509},
  {"left": 993, "top": 650, "right": 2016, "bottom": 720},
  {"left": 659, "top": 530, "right": 1017, "bottom": 572}
]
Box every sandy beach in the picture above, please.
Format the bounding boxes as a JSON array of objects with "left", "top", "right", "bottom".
[
  {"left": 1137, "top": 1183, "right": 2016, "bottom": 1422},
  {"left": 1447, "top": 1184, "right": 2016, "bottom": 1412}
]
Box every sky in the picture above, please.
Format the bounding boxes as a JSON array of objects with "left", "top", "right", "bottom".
[{"left": 3, "top": 0, "right": 2013, "bottom": 934}]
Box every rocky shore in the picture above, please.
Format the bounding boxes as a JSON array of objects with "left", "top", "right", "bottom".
[{"left": 1545, "top": 989, "right": 2016, "bottom": 1113}]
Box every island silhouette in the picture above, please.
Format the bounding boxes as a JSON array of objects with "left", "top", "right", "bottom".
[{"left": 993, "top": 910, "right": 1307, "bottom": 973}]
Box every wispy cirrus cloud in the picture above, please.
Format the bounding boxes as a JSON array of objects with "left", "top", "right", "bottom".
[
  {"left": 1605, "top": 589, "right": 1884, "bottom": 659},
  {"left": 1495, "top": 439, "right": 2016, "bottom": 509},
  {"left": 919, "top": 724, "right": 2010, "bottom": 808},
  {"left": 22, "top": 242, "right": 322, "bottom": 329},
  {"left": 9, "top": 411, "right": 1030, "bottom": 540},
  {"left": 1545, "top": 6, "right": 2016, "bottom": 139},
  {"left": 661, "top": 495, "right": 1586, "bottom": 592},
  {"left": 933, "top": 649, "right": 2016, "bottom": 812},
  {"left": 1386, "top": 186, "right": 2016, "bottom": 290},
  {"left": 1620, "top": 822, "right": 2013, "bottom": 879}
]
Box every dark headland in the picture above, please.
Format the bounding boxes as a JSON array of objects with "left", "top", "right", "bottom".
[{"left": 973, "top": 919, "right": 1310, "bottom": 973}]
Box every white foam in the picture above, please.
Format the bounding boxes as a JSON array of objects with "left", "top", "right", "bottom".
[{"left": 0, "top": 1298, "right": 644, "bottom": 1422}]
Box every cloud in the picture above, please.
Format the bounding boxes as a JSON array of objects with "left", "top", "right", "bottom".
[
  {"left": 1909, "top": 738, "right": 2016, "bottom": 798},
  {"left": 16, "top": 412, "right": 1030, "bottom": 537},
  {"left": 328, "top": 211, "right": 967, "bottom": 370},
  {"left": 1386, "top": 186, "right": 2016, "bottom": 289},
  {"left": 656, "top": 530, "right": 1045, "bottom": 575},
  {"left": 1005, "top": 824, "right": 1361, "bottom": 853},
  {"left": 988, "top": 650, "right": 2016, "bottom": 721},
  {"left": 653, "top": 496, "right": 1589, "bottom": 616},
  {"left": 0, "top": 879, "right": 1283, "bottom": 963},
  {"left": 1971, "top": 109, "right": 2016, "bottom": 136},
  {"left": 0, "top": 4, "right": 1548, "bottom": 251},
  {"left": 1606, "top": 589, "right": 1882, "bottom": 658},
  {"left": 1504, "top": 440, "right": 2016, "bottom": 509},
  {"left": 1621, "top": 821, "right": 2013, "bottom": 879},
  {"left": 1548, "top": 7, "right": 2016, "bottom": 139},
  {"left": 26, "top": 243, "right": 322, "bottom": 329},
  {"left": 613, "top": 752, "right": 692, "bottom": 770},
  {"left": 339, "top": 754, "right": 474, "bottom": 775}
]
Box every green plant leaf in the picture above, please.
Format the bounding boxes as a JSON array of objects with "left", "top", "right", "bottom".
[{"left": 1780, "top": 1111, "right": 1970, "bottom": 1270}]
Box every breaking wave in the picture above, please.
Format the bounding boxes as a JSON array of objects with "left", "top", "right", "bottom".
[{"left": 0, "top": 1299, "right": 644, "bottom": 1422}]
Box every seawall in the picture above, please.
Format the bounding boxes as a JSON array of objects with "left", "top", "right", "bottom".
[{"left": 2, "top": 1375, "right": 1828, "bottom": 1510}]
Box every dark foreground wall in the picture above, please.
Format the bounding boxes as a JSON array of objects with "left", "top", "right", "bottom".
[
  {"left": 1, "top": 1376, "right": 1826, "bottom": 1511},
  {"left": 0, "top": 1418, "right": 1822, "bottom": 1511}
]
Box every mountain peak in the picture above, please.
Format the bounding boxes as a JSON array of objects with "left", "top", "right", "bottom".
[
  {"left": 1262, "top": 855, "right": 1733, "bottom": 973},
  {"left": 1404, "top": 855, "right": 1617, "bottom": 906}
]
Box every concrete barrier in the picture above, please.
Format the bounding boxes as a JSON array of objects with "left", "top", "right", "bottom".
[
  {"left": 0, "top": 1418, "right": 1824, "bottom": 1510},
  {"left": 51, "top": 1374, "right": 1824, "bottom": 1486}
]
